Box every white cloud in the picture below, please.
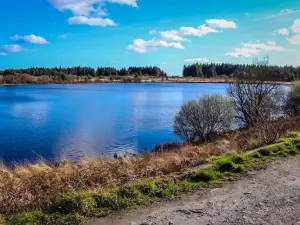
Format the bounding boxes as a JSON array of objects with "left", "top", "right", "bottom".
[
  {"left": 291, "top": 19, "right": 300, "bottom": 34},
  {"left": 225, "top": 47, "right": 260, "bottom": 58},
  {"left": 257, "top": 8, "right": 300, "bottom": 20},
  {"left": 225, "top": 41, "right": 285, "bottom": 58},
  {"left": 287, "top": 35, "right": 300, "bottom": 45},
  {"left": 128, "top": 18, "right": 236, "bottom": 54},
  {"left": 180, "top": 25, "right": 218, "bottom": 37},
  {"left": 274, "top": 28, "right": 289, "bottom": 36},
  {"left": 68, "top": 16, "right": 116, "bottom": 26},
  {"left": 49, "top": 0, "right": 102, "bottom": 16},
  {"left": 160, "top": 30, "right": 184, "bottom": 41},
  {"left": 49, "top": 0, "right": 137, "bottom": 26},
  {"left": 0, "top": 52, "right": 7, "bottom": 56},
  {"left": 285, "top": 19, "right": 300, "bottom": 45},
  {"left": 0, "top": 45, "right": 28, "bottom": 53},
  {"left": 10, "top": 34, "right": 48, "bottom": 44},
  {"left": 149, "top": 29, "right": 157, "bottom": 35},
  {"left": 107, "top": 0, "right": 137, "bottom": 7},
  {"left": 206, "top": 19, "right": 237, "bottom": 28},
  {"left": 161, "top": 62, "right": 167, "bottom": 65},
  {"left": 184, "top": 58, "right": 209, "bottom": 63},
  {"left": 243, "top": 42, "right": 285, "bottom": 51},
  {"left": 127, "top": 39, "right": 184, "bottom": 53}
]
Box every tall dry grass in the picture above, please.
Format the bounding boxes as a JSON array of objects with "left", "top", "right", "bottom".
[{"left": 1, "top": 116, "right": 300, "bottom": 215}]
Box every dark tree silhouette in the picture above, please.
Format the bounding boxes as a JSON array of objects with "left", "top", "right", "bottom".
[{"left": 182, "top": 63, "right": 300, "bottom": 81}]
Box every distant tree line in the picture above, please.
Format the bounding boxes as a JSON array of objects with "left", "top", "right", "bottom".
[
  {"left": 0, "top": 66, "right": 167, "bottom": 77},
  {"left": 183, "top": 63, "right": 300, "bottom": 81}
]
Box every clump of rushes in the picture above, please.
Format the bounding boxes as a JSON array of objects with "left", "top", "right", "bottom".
[{"left": 3, "top": 133, "right": 300, "bottom": 225}]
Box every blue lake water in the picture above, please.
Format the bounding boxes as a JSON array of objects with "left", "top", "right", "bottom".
[{"left": 0, "top": 83, "right": 227, "bottom": 164}]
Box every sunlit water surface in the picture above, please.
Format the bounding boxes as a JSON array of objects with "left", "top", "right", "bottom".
[{"left": 0, "top": 83, "right": 227, "bottom": 164}]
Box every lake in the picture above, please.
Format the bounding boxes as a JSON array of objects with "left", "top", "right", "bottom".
[{"left": 0, "top": 83, "right": 227, "bottom": 164}]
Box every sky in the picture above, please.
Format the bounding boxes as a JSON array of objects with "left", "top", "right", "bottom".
[{"left": 0, "top": 0, "right": 300, "bottom": 75}]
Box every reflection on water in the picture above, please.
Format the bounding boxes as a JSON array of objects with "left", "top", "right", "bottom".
[{"left": 0, "top": 83, "right": 227, "bottom": 164}]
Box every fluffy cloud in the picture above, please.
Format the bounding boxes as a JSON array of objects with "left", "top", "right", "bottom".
[
  {"left": 10, "top": 34, "right": 48, "bottom": 44},
  {"left": 160, "top": 30, "right": 184, "bottom": 41},
  {"left": 205, "top": 19, "right": 237, "bottom": 28},
  {"left": 128, "top": 18, "right": 236, "bottom": 53},
  {"left": 127, "top": 39, "right": 184, "bottom": 53},
  {"left": 243, "top": 42, "right": 285, "bottom": 51},
  {"left": 0, "top": 45, "right": 28, "bottom": 53},
  {"left": 291, "top": 19, "right": 300, "bottom": 34},
  {"left": 225, "top": 48, "right": 260, "bottom": 58},
  {"left": 180, "top": 25, "right": 218, "bottom": 37},
  {"left": 0, "top": 52, "right": 7, "bottom": 56},
  {"left": 184, "top": 58, "right": 209, "bottom": 63},
  {"left": 225, "top": 41, "right": 285, "bottom": 58},
  {"left": 49, "top": 0, "right": 137, "bottom": 26},
  {"left": 274, "top": 28, "right": 289, "bottom": 36},
  {"left": 68, "top": 16, "right": 115, "bottom": 26},
  {"left": 287, "top": 35, "right": 300, "bottom": 45},
  {"left": 286, "top": 19, "right": 300, "bottom": 45}
]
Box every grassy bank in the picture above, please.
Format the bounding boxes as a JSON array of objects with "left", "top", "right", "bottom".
[
  {"left": 2, "top": 132, "right": 300, "bottom": 224},
  {"left": 2, "top": 116, "right": 300, "bottom": 216}
]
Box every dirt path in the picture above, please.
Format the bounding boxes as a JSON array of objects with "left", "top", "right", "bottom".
[{"left": 86, "top": 156, "right": 300, "bottom": 225}]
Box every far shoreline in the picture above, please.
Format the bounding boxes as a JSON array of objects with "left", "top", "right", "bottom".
[{"left": 0, "top": 76, "right": 293, "bottom": 86}]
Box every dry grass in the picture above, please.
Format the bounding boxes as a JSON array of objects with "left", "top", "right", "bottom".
[
  {"left": 1, "top": 116, "right": 300, "bottom": 216},
  {"left": 0, "top": 140, "right": 231, "bottom": 215}
]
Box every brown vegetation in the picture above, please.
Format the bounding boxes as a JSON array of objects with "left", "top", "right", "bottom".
[
  {"left": 1, "top": 116, "right": 300, "bottom": 216},
  {"left": 0, "top": 73, "right": 294, "bottom": 85}
]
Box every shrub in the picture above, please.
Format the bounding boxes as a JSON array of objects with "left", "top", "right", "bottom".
[
  {"left": 227, "top": 81, "right": 285, "bottom": 127},
  {"left": 284, "top": 81, "right": 300, "bottom": 116},
  {"left": 174, "top": 94, "right": 234, "bottom": 142},
  {"left": 94, "top": 194, "right": 121, "bottom": 210},
  {"left": 189, "top": 168, "right": 217, "bottom": 182},
  {"left": 6, "top": 211, "right": 50, "bottom": 225},
  {"left": 52, "top": 191, "right": 96, "bottom": 215},
  {"left": 117, "top": 185, "right": 140, "bottom": 199}
]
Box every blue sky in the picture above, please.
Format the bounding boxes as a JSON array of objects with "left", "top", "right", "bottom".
[{"left": 0, "top": 0, "right": 300, "bottom": 75}]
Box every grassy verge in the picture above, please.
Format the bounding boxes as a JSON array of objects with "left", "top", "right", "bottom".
[{"left": 3, "top": 132, "right": 300, "bottom": 225}]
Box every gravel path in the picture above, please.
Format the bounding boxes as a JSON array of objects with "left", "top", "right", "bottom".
[{"left": 86, "top": 156, "right": 300, "bottom": 225}]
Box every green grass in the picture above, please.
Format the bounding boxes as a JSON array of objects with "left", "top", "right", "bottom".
[{"left": 3, "top": 133, "right": 300, "bottom": 225}]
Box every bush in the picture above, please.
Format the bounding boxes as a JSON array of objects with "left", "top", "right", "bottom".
[
  {"left": 6, "top": 211, "right": 50, "bottom": 225},
  {"left": 94, "top": 194, "right": 121, "bottom": 210},
  {"left": 174, "top": 94, "right": 234, "bottom": 142},
  {"left": 284, "top": 81, "right": 300, "bottom": 116},
  {"left": 52, "top": 191, "right": 96, "bottom": 215},
  {"left": 189, "top": 168, "right": 217, "bottom": 182},
  {"left": 227, "top": 81, "right": 285, "bottom": 127}
]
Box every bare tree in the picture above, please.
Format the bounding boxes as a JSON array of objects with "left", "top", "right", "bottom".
[
  {"left": 227, "top": 81, "right": 285, "bottom": 127},
  {"left": 174, "top": 94, "right": 235, "bottom": 142},
  {"left": 284, "top": 81, "right": 300, "bottom": 116}
]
